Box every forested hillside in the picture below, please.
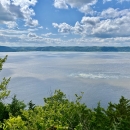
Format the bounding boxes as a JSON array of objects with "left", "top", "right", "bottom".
[{"left": 1, "top": 46, "right": 130, "bottom": 52}]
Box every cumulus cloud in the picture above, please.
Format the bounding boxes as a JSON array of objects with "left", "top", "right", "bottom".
[
  {"left": 1, "top": 0, "right": 130, "bottom": 46},
  {"left": 52, "top": 22, "right": 84, "bottom": 35},
  {"left": 27, "top": 33, "right": 42, "bottom": 41},
  {"left": 101, "top": 8, "right": 130, "bottom": 19},
  {"left": 52, "top": 17, "right": 100, "bottom": 36},
  {"left": 25, "top": 19, "right": 38, "bottom": 27},
  {"left": 52, "top": 7, "right": 130, "bottom": 38},
  {"left": 28, "top": 32, "right": 37, "bottom": 38},
  {"left": 92, "top": 20, "right": 119, "bottom": 38},
  {"left": 65, "top": 0, "right": 97, "bottom": 7},
  {"left": 79, "top": 5, "right": 94, "bottom": 14},
  {"left": 0, "top": 2, "right": 15, "bottom": 23},
  {"left": 53, "top": 0, "right": 97, "bottom": 14},
  {"left": 52, "top": 23, "right": 72, "bottom": 33},
  {"left": 54, "top": 0, "right": 68, "bottom": 9},
  {"left": 92, "top": 9, "right": 130, "bottom": 38},
  {"left": 0, "top": 0, "right": 38, "bottom": 28},
  {"left": 73, "top": 22, "right": 84, "bottom": 34},
  {"left": 81, "top": 16, "right": 100, "bottom": 25}
]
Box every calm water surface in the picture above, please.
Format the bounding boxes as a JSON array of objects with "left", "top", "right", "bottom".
[{"left": 0, "top": 52, "right": 130, "bottom": 108}]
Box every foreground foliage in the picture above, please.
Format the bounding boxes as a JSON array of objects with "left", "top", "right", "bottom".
[
  {"left": 0, "top": 56, "right": 130, "bottom": 130},
  {"left": 0, "top": 90, "right": 130, "bottom": 130},
  {"left": 0, "top": 55, "right": 10, "bottom": 101}
]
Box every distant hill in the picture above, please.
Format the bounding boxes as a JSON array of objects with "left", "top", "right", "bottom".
[
  {"left": 0, "top": 46, "right": 16, "bottom": 52},
  {"left": 1, "top": 46, "right": 130, "bottom": 52}
]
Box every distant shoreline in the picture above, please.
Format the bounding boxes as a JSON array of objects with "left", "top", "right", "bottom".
[{"left": 1, "top": 46, "right": 130, "bottom": 52}]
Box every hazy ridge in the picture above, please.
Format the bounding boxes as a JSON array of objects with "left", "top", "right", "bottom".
[{"left": 1, "top": 46, "right": 130, "bottom": 52}]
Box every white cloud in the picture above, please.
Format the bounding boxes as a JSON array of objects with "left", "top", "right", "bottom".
[
  {"left": 92, "top": 9, "right": 130, "bottom": 38},
  {"left": 42, "top": 33, "right": 56, "bottom": 37},
  {"left": 92, "top": 20, "right": 119, "bottom": 37},
  {"left": 25, "top": 19, "right": 38, "bottom": 27},
  {"left": 12, "top": 0, "right": 37, "bottom": 6},
  {"left": 28, "top": 32, "right": 37, "bottom": 38},
  {"left": 0, "top": 2, "right": 16, "bottom": 23},
  {"left": 73, "top": 22, "right": 84, "bottom": 34},
  {"left": 38, "top": 26, "right": 43, "bottom": 29},
  {"left": 0, "top": 29, "right": 28, "bottom": 35},
  {"left": 101, "top": 8, "right": 130, "bottom": 19},
  {"left": 27, "top": 32, "right": 43, "bottom": 40},
  {"left": 52, "top": 22, "right": 84, "bottom": 36},
  {"left": 117, "top": 0, "right": 130, "bottom": 3},
  {"left": 52, "top": 22, "right": 72, "bottom": 33},
  {"left": 0, "top": 0, "right": 38, "bottom": 27},
  {"left": 53, "top": 0, "right": 97, "bottom": 14},
  {"left": 103, "top": 0, "right": 112, "bottom": 4},
  {"left": 52, "top": 17, "right": 100, "bottom": 36},
  {"left": 4, "top": 21, "right": 18, "bottom": 29},
  {"left": 52, "top": 7, "right": 130, "bottom": 39},
  {"left": 81, "top": 16, "right": 100, "bottom": 25},
  {"left": 79, "top": 5, "right": 94, "bottom": 14},
  {"left": 65, "top": 0, "right": 97, "bottom": 8},
  {"left": 101, "top": 8, "right": 119, "bottom": 19},
  {"left": 1, "top": 27, "right": 130, "bottom": 46},
  {"left": 27, "top": 28, "right": 38, "bottom": 32},
  {"left": 54, "top": 0, "right": 68, "bottom": 9},
  {"left": 1, "top": 0, "right": 130, "bottom": 47}
]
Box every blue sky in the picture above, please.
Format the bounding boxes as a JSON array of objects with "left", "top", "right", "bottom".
[{"left": 0, "top": 0, "right": 130, "bottom": 46}]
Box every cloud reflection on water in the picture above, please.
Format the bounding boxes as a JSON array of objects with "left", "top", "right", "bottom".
[{"left": 1, "top": 52, "right": 130, "bottom": 108}]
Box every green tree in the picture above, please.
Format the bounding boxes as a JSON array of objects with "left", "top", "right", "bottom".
[
  {"left": 7, "top": 95, "right": 26, "bottom": 117},
  {"left": 0, "top": 56, "right": 10, "bottom": 129},
  {"left": 0, "top": 55, "right": 10, "bottom": 101},
  {"left": 28, "top": 100, "right": 35, "bottom": 110},
  {"left": 0, "top": 102, "right": 9, "bottom": 123},
  {"left": 106, "top": 96, "right": 130, "bottom": 130},
  {"left": 1, "top": 90, "right": 130, "bottom": 130}
]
